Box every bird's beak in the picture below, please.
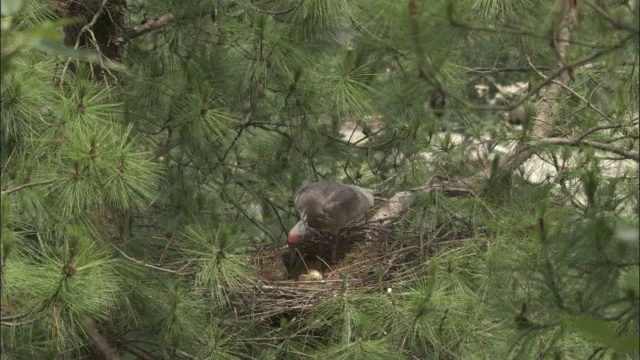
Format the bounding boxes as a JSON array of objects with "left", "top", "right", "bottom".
[
  {"left": 288, "top": 220, "right": 306, "bottom": 247},
  {"left": 287, "top": 233, "right": 302, "bottom": 247}
]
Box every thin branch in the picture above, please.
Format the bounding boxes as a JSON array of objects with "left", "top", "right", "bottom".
[
  {"left": 444, "top": 37, "right": 633, "bottom": 114},
  {"left": 460, "top": 61, "right": 638, "bottom": 75},
  {"left": 584, "top": 0, "right": 640, "bottom": 34},
  {"left": 265, "top": 198, "right": 288, "bottom": 235},
  {"left": 408, "top": 0, "right": 438, "bottom": 86},
  {"left": 577, "top": 124, "right": 638, "bottom": 142},
  {"left": 82, "top": 317, "right": 121, "bottom": 360},
  {"left": 539, "top": 137, "right": 639, "bottom": 162},
  {"left": 108, "top": 242, "right": 187, "bottom": 275},
  {"left": 1, "top": 180, "right": 55, "bottom": 196},
  {"left": 369, "top": 0, "right": 584, "bottom": 230},
  {"left": 249, "top": 4, "right": 300, "bottom": 15},
  {"left": 126, "top": 13, "right": 177, "bottom": 39},
  {"left": 59, "top": 0, "right": 109, "bottom": 87},
  {"left": 460, "top": 66, "right": 551, "bottom": 74},
  {"left": 448, "top": 10, "right": 606, "bottom": 49},
  {"left": 526, "top": 55, "right": 611, "bottom": 122},
  {"left": 215, "top": 112, "right": 254, "bottom": 170},
  {"left": 123, "top": 343, "right": 156, "bottom": 360}
]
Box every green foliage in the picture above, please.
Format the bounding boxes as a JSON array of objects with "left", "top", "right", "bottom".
[
  {"left": 313, "top": 338, "right": 403, "bottom": 360},
  {"left": 1, "top": 0, "right": 638, "bottom": 358},
  {"left": 183, "top": 221, "right": 257, "bottom": 307},
  {"left": 2, "top": 229, "right": 121, "bottom": 352},
  {"left": 561, "top": 314, "right": 639, "bottom": 354}
]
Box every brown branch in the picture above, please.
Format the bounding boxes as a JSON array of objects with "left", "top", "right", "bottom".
[
  {"left": 408, "top": 0, "right": 439, "bottom": 87},
  {"left": 249, "top": 4, "right": 300, "bottom": 15},
  {"left": 77, "top": 0, "right": 109, "bottom": 44},
  {"left": 59, "top": 0, "right": 109, "bottom": 87},
  {"left": 460, "top": 66, "right": 552, "bottom": 74},
  {"left": 444, "top": 34, "right": 631, "bottom": 114},
  {"left": 460, "top": 61, "right": 638, "bottom": 75},
  {"left": 513, "top": 37, "right": 630, "bottom": 112},
  {"left": 82, "top": 317, "right": 121, "bottom": 360},
  {"left": 1, "top": 180, "right": 56, "bottom": 196},
  {"left": 584, "top": 0, "right": 640, "bottom": 34},
  {"left": 107, "top": 242, "right": 187, "bottom": 275},
  {"left": 539, "top": 137, "right": 639, "bottom": 162},
  {"left": 526, "top": 55, "right": 612, "bottom": 122},
  {"left": 215, "top": 112, "right": 254, "bottom": 169},
  {"left": 577, "top": 124, "right": 638, "bottom": 142},
  {"left": 369, "top": 1, "right": 583, "bottom": 231},
  {"left": 123, "top": 344, "right": 156, "bottom": 360},
  {"left": 126, "top": 13, "right": 177, "bottom": 39}
]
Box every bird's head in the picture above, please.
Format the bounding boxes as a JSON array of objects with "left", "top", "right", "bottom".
[{"left": 287, "top": 220, "right": 308, "bottom": 247}]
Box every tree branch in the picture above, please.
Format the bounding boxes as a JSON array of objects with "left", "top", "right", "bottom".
[
  {"left": 126, "top": 13, "right": 177, "bottom": 39},
  {"left": 123, "top": 343, "right": 156, "bottom": 360},
  {"left": 82, "top": 317, "right": 121, "bottom": 360},
  {"left": 107, "top": 242, "right": 188, "bottom": 275},
  {"left": 539, "top": 137, "right": 639, "bottom": 162},
  {"left": 1, "top": 180, "right": 56, "bottom": 196},
  {"left": 369, "top": 1, "right": 584, "bottom": 232},
  {"left": 584, "top": 0, "right": 640, "bottom": 34}
]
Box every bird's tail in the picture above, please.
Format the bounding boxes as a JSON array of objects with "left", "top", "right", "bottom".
[{"left": 347, "top": 185, "right": 375, "bottom": 207}]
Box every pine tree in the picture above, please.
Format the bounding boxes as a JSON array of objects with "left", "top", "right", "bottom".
[{"left": 1, "top": 0, "right": 638, "bottom": 359}]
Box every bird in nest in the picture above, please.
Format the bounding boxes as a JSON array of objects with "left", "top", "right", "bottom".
[{"left": 287, "top": 180, "right": 375, "bottom": 263}]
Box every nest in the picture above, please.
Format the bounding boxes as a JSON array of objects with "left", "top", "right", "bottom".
[{"left": 240, "top": 223, "right": 470, "bottom": 321}]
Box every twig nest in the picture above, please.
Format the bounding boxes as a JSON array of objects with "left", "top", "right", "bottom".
[{"left": 297, "top": 269, "right": 323, "bottom": 281}]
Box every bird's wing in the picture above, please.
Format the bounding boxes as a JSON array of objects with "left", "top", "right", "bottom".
[
  {"left": 318, "top": 185, "right": 374, "bottom": 231},
  {"left": 293, "top": 186, "right": 332, "bottom": 224},
  {"left": 294, "top": 181, "right": 375, "bottom": 232},
  {"left": 346, "top": 184, "right": 374, "bottom": 207}
]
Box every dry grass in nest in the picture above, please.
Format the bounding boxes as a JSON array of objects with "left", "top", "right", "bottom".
[{"left": 240, "top": 223, "right": 470, "bottom": 321}]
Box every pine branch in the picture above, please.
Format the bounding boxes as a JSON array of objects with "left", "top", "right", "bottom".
[
  {"left": 1, "top": 180, "right": 55, "bottom": 196},
  {"left": 369, "top": 0, "right": 584, "bottom": 231},
  {"left": 217, "top": 112, "right": 254, "bottom": 168},
  {"left": 107, "top": 242, "right": 188, "bottom": 275},
  {"left": 585, "top": 0, "right": 640, "bottom": 34},
  {"left": 538, "top": 137, "right": 639, "bottom": 162},
  {"left": 576, "top": 124, "right": 638, "bottom": 142},
  {"left": 525, "top": 55, "right": 613, "bottom": 122},
  {"left": 126, "top": 13, "right": 177, "bottom": 39},
  {"left": 82, "top": 317, "right": 121, "bottom": 360},
  {"left": 463, "top": 36, "right": 631, "bottom": 113},
  {"left": 59, "top": 0, "right": 110, "bottom": 87},
  {"left": 460, "top": 61, "right": 638, "bottom": 75},
  {"left": 249, "top": 3, "right": 300, "bottom": 15},
  {"left": 123, "top": 344, "right": 156, "bottom": 360}
]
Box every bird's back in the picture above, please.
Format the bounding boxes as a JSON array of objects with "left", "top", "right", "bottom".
[{"left": 294, "top": 181, "right": 374, "bottom": 232}]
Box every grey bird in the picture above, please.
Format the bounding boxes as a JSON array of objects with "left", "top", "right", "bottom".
[{"left": 288, "top": 180, "right": 375, "bottom": 261}]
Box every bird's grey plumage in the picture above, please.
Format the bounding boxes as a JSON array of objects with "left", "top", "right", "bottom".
[
  {"left": 286, "top": 181, "right": 373, "bottom": 253},
  {"left": 293, "top": 181, "right": 374, "bottom": 233}
]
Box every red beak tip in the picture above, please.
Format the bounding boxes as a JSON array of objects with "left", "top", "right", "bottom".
[{"left": 287, "top": 234, "right": 301, "bottom": 247}]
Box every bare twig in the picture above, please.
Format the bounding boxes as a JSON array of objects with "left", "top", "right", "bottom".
[
  {"left": 576, "top": 124, "right": 638, "bottom": 142},
  {"left": 249, "top": 4, "right": 300, "bottom": 15},
  {"left": 108, "top": 242, "right": 187, "bottom": 275},
  {"left": 59, "top": 0, "right": 109, "bottom": 88},
  {"left": 126, "top": 13, "right": 177, "bottom": 39},
  {"left": 526, "top": 55, "right": 611, "bottom": 122},
  {"left": 1, "top": 180, "right": 55, "bottom": 196},
  {"left": 82, "top": 317, "right": 121, "bottom": 360},
  {"left": 368, "top": 0, "right": 585, "bottom": 229},
  {"left": 216, "top": 112, "right": 253, "bottom": 170},
  {"left": 584, "top": 0, "right": 640, "bottom": 33},
  {"left": 539, "top": 137, "right": 639, "bottom": 162},
  {"left": 123, "top": 343, "right": 155, "bottom": 360}
]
